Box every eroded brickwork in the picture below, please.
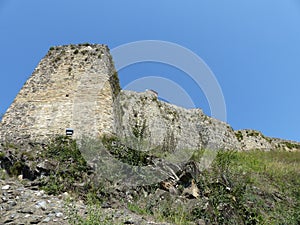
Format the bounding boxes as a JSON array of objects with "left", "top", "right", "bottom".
[{"left": 0, "top": 44, "right": 119, "bottom": 142}]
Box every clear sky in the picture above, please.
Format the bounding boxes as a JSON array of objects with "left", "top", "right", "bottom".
[{"left": 0, "top": 0, "right": 299, "bottom": 142}]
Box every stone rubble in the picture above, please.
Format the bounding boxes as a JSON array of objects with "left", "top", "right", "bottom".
[
  {"left": 0, "top": 178, "right": 174, "bottom": 225},
  {"left": 1, "top": 178, "right": 70, "bottom": 224}
]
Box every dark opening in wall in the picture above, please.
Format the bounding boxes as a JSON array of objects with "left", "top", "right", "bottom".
[{"left": 66, "top": 94, "right": 69, "bottom": 97}]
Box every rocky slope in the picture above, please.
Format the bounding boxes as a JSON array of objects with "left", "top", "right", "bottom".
[
  {"left": 0, "top": 138, "right": 204, "bottom": 225},
  {"left": 1, "top": 139, "right": 299, "bottom": 225},
  {"left": 0, "top": 178, "right": 177, "bottom": 225}
]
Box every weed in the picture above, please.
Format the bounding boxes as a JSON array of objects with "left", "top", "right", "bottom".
[
  {"left": 10, "top": 161, "right": 25, "bottom": 176},
  {"left": 282, "top": 141, "right": 300, "bottom": 149},
  {"left": 4, "top": 142, "right": 17, "bottom": 149},
  {"left": 235, "top": 131, "right": 243, "bottom": 141},
  {"left": 101, "top": 135, "right": 149, "bottom": 166},
  {"left": 0, "top": 169, "right": 8, "bottom": 180},
  {"left": 132, "top": 119, "right": 147, "bottom": 139},
  {"left": 246, "top": 131, "right": 260, "bottom": 137},
  {"left": 0, "top": 152, "right": 5, "bottom": 159},
  {"left": 66, "top": 195, "right": 120, "bottom": 225},
  {"left": 110, "top": 71, "right": 121, "bottom": 96},
  {"left": 127, "top": 202, "right": 148, "bottom": 215}
]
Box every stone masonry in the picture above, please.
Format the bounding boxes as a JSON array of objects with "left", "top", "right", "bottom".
[
  {"left": 114, "top": 90, "right": 241, "bottom": 151},
  {"left": 0, "top": 43, "right": 299, "bottom": 152},
  {"left": 115, "top": 90, "right": 300, "bottom": 151},
  {"left": 0, "top": 44, "right": 120, "bottom": 142}
]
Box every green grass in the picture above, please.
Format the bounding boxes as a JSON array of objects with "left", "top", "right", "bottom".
[
  {"left": 126, "top": 150, "right": 300, "bottom": 224},
  {"left": 192, "top": 150, "right": 300, "bottom": 224},
  {"left": 66, "top": 196, "right": 120, "bottom": 225},
  {"left": 36, "top": 136, "right": 300, "bottom": 224}
]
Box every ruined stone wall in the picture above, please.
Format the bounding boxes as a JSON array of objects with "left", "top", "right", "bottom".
[
  {"left": 115, "top": 90, "right": 300, "bottom": 152},
  {"left": 0, "top": 43, "right": 298, "bottom": 152},
  {"left": 114, "top": 90, "right": 242, "bottom": 151},
  {"left": 235, "top": 129, "right": 300, "bottom": 151},
  {"left": 0, "top": 44, "right": 119, "bottom": 142},
  {"left": 234, "top": 130, "right": 273, "bottom": 151}
]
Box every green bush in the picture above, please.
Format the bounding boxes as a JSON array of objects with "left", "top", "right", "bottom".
[{"left": 40, "top": 136, "right": 89, "bottom": 195}]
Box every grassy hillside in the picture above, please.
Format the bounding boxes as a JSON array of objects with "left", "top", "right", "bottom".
[
  {"left": 1, "top": 136, "right": 299, "bottom": 224},
  {"left": 48, "top": 137, "right": 300, "bottom": 224},
  {"left": 122, "top": 149, "right": 300, "bottom": 224}
]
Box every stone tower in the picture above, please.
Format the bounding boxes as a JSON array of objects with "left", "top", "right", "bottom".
[{"left": 0, "top": 44, "right": 120, "bottom": 142}]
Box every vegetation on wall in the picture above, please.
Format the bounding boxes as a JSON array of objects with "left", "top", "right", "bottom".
[
  {"left": 235, "top": 130, "right": 243, "bottom": 141},
  {"left": 110, "top": 71, "right": 121, "bottom": 96}
]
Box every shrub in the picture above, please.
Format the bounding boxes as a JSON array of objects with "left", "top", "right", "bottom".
[
  {"left": 40, "top": 136, "right": 89, "bottom": 195},
  {"left": 101, "top": 135, "right": 149, "bottom": 166}
]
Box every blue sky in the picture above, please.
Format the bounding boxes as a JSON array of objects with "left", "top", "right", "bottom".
[{"left": 0, "top": 1, "right": 300, "bottom": 141}]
